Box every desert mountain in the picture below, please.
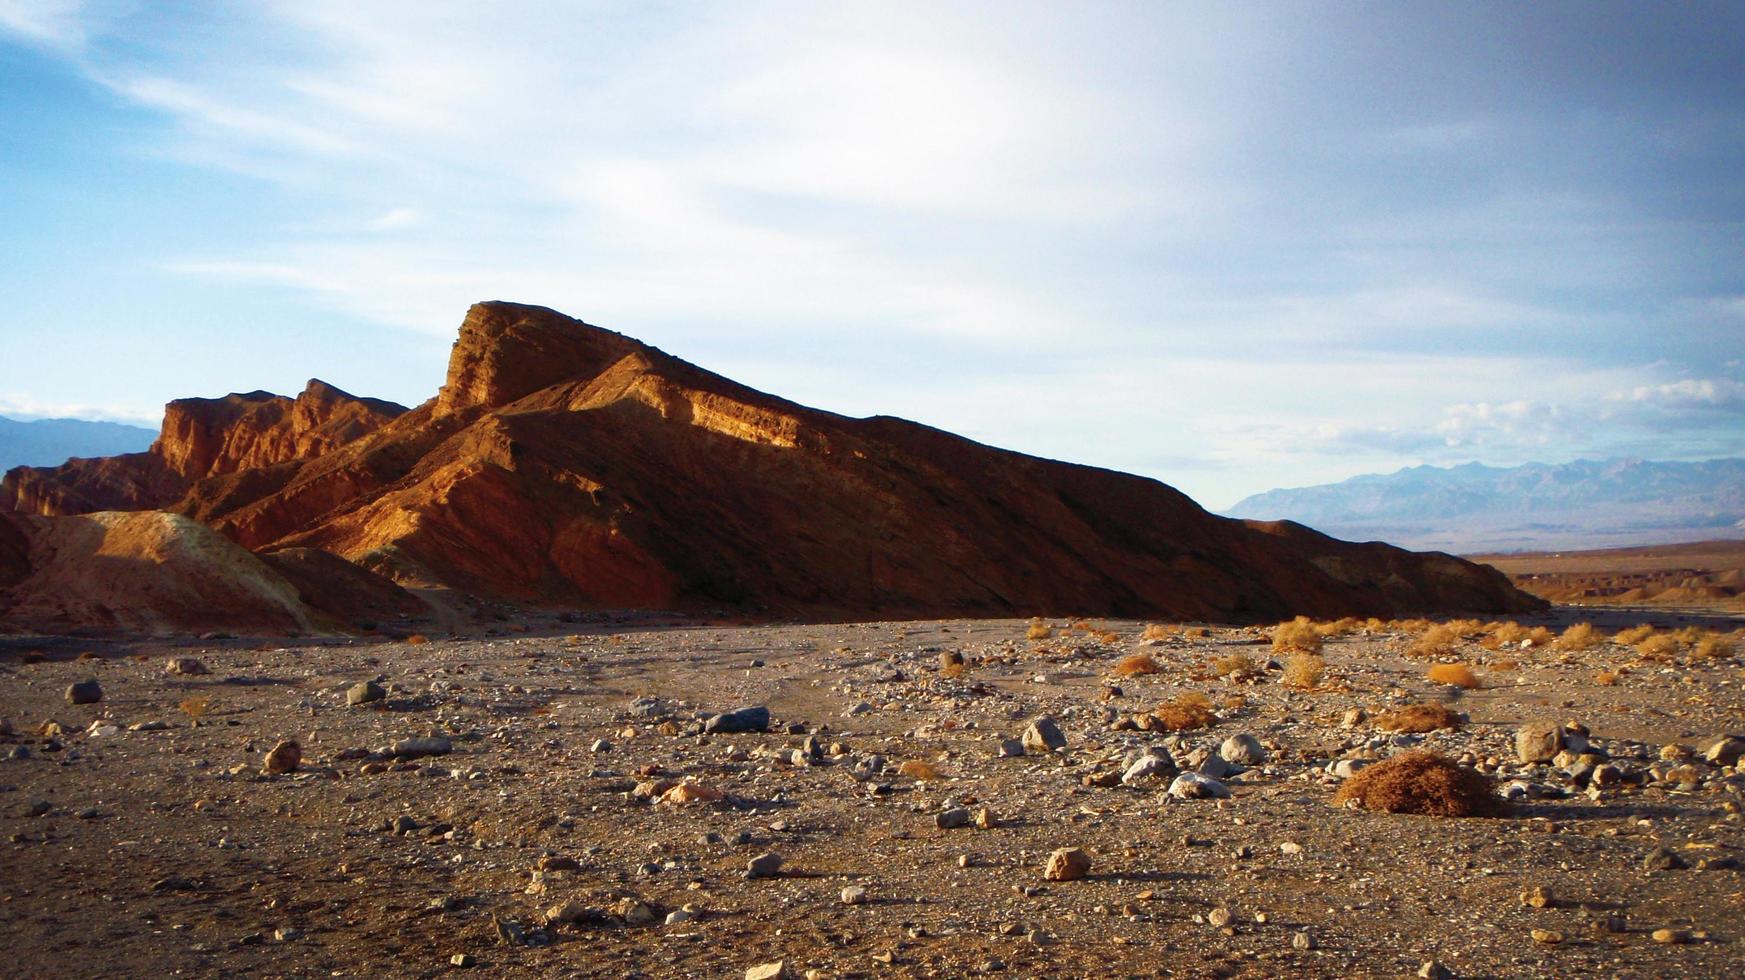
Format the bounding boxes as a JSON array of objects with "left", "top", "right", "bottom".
[
  {"left": 0, "top": 510, "right": 420, "bottom": 633},
  {"left": 2, "top": 302, "right": 1542, "bottom": 624},
  {"left": 0, "top": 380, "right": 407, "bottom": 517},
  {"left": 0, "top": 414, "right": 156, "bottom": 470},
  {"left": 1225, "top": 458, "right": 1745, "bottom": 553}
]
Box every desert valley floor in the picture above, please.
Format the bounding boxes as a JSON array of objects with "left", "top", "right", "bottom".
[{"left": 2, "top": 607, "right": 1743, "bottom": 979}]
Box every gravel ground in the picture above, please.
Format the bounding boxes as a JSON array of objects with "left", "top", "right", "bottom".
[{"left": 2, "top": 611, "right": 1742, "bottom": 979}]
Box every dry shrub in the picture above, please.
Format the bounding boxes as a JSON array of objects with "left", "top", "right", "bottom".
[
  {"left": 1481, "top": 621, "right": 1530, "bottom": 649},
  {"left": 1595, "top": 670, "right": 1621, "bottom": 686},
  {"left": 1488, "top": 658, "right": 1519, "bottom": 671},
  {"left": 1212, "top": 652, "right": 1262, "bottom": 680},
  {"left": 1694, "top": 634, "right": 1737, "bottom": 660},
  {"left": 405, "top": 633, "right": 430, "bottom": 646},
  {"left": 1152, "top": 692, "right": 1216, "bottom": 731},
  {"left": 1522, "top": 626, "right": 1555, "bottom": 648},
  {"left": 1427, "top": 662, "right": 1481, "bottom": 689},
  {"left": 1334, "top": 751, "right": 1506, "bottom": 817},
  {"left": 1613, "top": 624, "right": 1656, "bottom": 646},
  {"left": 1319, "top": 617, "right": 1362, "bottom": 637},
  {"left": 1408, "top": 624, "right": 1462, "bottom": 658},
  {"left": 1141, "top": 624, "right": 1174, "bottom": 641},
  {"left": 179, "top": 696, "right": 210, "bottom": 719},
  {"left": 1070, "top": 620, "right": 1095, "bottom": 633},
  {"left": 1374, "top": 702, "right": 1464, "bottom": 733},
  {"left": 1271, "top": 616, "right": 1324, "bottom": 654},
  {"left": 1551, "top": 622, "right": 1604, "bottom": 652},
  {"left": 939, "top": 661, "right": 966, "bottom": 679},
  {"left": 1282, "top": 653, "right": 1326, "bottom": 690},
  {"left": 1026, "top": 619, "right": 1053, "bottom": 641},
  {"left": 897, "top": 760, "right": 939, "bottom": 780},
  {"left": 1636, "top": 635, "right": 1681, "bottom": 661},
  {"left": 1112, "top": 653, "right": 1162, "bottom": 677},
  {"left": 1392, "top": 618, "right": 1435, "bottom": 635},
  {"left": 1182, "top": 626, "right": 1211, "bottom": 639}
]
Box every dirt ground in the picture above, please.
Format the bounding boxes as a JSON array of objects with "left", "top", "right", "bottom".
[{"left": 2, "top": 607, "right": 1743, "bottom": 979}]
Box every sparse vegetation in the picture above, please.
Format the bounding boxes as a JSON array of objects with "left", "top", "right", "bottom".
[
  {"left": 1552, "top": 622, "right": 1604, "bottom": 652},
  {"left": 1613, "top": 624, "right": 1656, "bottom": 646},
  {"left": 897, "top": 760, "right": 939, "bottom": 780},
  {"left": 1427, "top": 662, "right": 1481, "bottom": 689},
  {"left": 1636, "top": 634, "right": 1681, "bottom": 660},
  {"left": 178, "top": 696, "right": 209, "bottom": 719},
  {"left": 1271, "top": 616, "right": 1324, "bottom": 654},
  {"left": 1212, "top": 652, "right": 1262, "bottom": 681},
  {"left": 1152, "top": 692, "right": 1216, "bottom": 731},
  {"left": 1694, "top": 634, "right": 1737, "bottom": 660},
  {"left": 1333, "top": 750, "right": 1506, "bottom": 817},
  {"left": 1374, "top": 702, "right": 1464, "bottom": 733},
  {"left": 1026, "top": 619, "right": 1053, "bottom": 641},
  {"left": 1140, "top": 623, "right": 1174, "bottom": 641},
  {"left": 1595, "top": 670, "right": 1622, "bottom": 686},
  {"left": 405, "top": 633, "right": 430, "bottom": 646},
  {"left": 1112, "top": 652, "right": 1162, "bottom": 677},
  {"left": 1281, "top": 653, "right": 1326, "bottom": 690},
  {"left": 1408, "top": 624, "right": 1462, "bottom": 658}
]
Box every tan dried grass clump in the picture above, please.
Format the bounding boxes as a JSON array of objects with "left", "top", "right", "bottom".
[
  {"left": 178, "top": 696, "right": 210, "bottom": 719},
  {"left": 1140, "top": 623, "right": 1174, "bottom": 641},
  {"left": 1271, "top": 616, "right": 1324, "bottom": 654},
  {"left": 1152, "top": 692, "right": 1216, "bottom": 731},
  {"left": 1112, "top": 653, "right": 1162, "bottom": 677},
  {"left": 1636, "top": 634, "right": 1681, "bottom": 660},
  {"left": 1552, "top": 622, "right": 1605, "bottom": 652},
  {"left": 405, "top": 633, "right": 430, "bottom": 646},
  {"left": 1522, "top": 626, "right": 1555, "bottom": 648},
  {"left": 939, "top": 661, "right": 967, "bottom": 679},
  {"left": 1694, "top": 634, "right": 1737, "bottom": 660},
  {"left": 1594, "top": 670, "right": 1622, "bottom": 686},
  {"left": 1212, "top": 652, "right": 1262, "bottom": 680},
  {"left": 1319, "top": 617, "right": 1362, "bottom": 637},
  {"left": 1408, "top": 624, "right": 1462, "bottom": 658},
  {"left": 1613, "top": 624, "right": 1656, "bottom": 646},
  {"left": 1481, "top": 621, "right": 1531, "bottom": 649},
  {"left": 1334, "top": 750, "right": 1507, "bottom": 817},
  {"left": 897, "top": 760, "right": 939, "bottom": 780},
  {"left": 1374, "top": 702, "right": 1465, "bottom": 733},
  {"left": 1281, "top": 653, "right": 1326, "bottom": 690},
  {"left": 1427, "top": 662, "right": 1481, "bottom": 689},
  {"left": 1026, "top": 619, "right": 1053, "bottom": 641}
]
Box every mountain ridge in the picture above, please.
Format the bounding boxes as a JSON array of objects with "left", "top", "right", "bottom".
[
  {"left": 1225, "top": 457, "right": 1745, "bottom": 553},
  {"left": 2, "top": 300, "right": 1543, "bottom": 627}
]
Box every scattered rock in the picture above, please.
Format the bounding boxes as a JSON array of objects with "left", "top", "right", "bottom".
[
  {"left": 66, "top": 680, "right": 103, "bottom": 705},
  {"left": 1705, "top": 736, "right": 1745, "bottom": 767},
  {"left": 450, "top": 953, "right": 475, "bottom": 968},
  {"left": 262, "top": 740, "right": 301, "bottom": 774},
  {"left": 165, "top": 657, "right": 210, "bottom": 676},
  {"left": 705, "top": 706, "right": 771, "bottom": 734},
  {"left": 1530, "top": 928, "right": 1564, "bottom": 945},
  {"left": 1043, "top": 847, "right": 1092, "bottom": 881},
  {"left": 1022, "top": 717, "right": 1067, "bottom": 753},
  {"left": 1651, "top": 927, "right": 1688, "bottom": 944},
  {"left": 997, "top": 738, "right": 1026, "bottom": 758},
  {"left": 1418, "top": 961, "right": 1453, "bottom": 980},
  {"left": 347, "top": 681, "right": 386, "bottom": 706},
  {"left": 1219, "top": 733, "right": 1266, "bottom": 766},
  {"left": 746, "top": 963, "right": 790, "bottom": 980},
  {"left": 1516, "top": 721, "right": 1562, "bottom": 763},
  {"left": 1122, "top": 752, "right": 1176, "bottom": 786},
  {"left": 746, "top": 852, "right": 784, "bottom": 879},
  {"left": 390, "top": 736, "right": 452, "bottom": 759},
  {"left": 841, "top": 885, "right": 868, "bottom": 905},
  {"left": 1643, "top": 846, "right": 1688, "bottom": 871},
  {"left": 936, "top": 807, "right": 972, "bottom": 830},
  {"left": 1167, "top": 772, "right": 1231, "bottom": 800}
]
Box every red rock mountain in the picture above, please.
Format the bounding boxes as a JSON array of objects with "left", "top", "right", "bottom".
[{"left": 1, "top": 301, "right": 1542, "bottom": 623}]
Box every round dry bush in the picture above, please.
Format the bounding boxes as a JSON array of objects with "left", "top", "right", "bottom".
[
  {"left": 1374, "top": 702, "right": 1464, "bottom": 733},
  {"left": 1334, "top": 750, "right": 1506, "bottom": 817},
  {"left": 1271, "top": 616, "right": 1323, "bottom": 654}
]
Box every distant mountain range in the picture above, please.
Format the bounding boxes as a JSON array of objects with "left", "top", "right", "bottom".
[
  {"left": 1224, "top": 457, "right": 1745, "bottom": 553},
  {"left": 0, "top": 415, "right": 157, "bottom": 471}
]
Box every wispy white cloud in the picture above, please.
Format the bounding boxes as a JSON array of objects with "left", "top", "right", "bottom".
[{"left": 0, "top": 392, "right": 159, "bottom": 425}]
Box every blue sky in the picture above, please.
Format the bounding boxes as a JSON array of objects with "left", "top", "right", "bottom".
[{"left": 1, "top": 1, "right": 1741, "bottom": 508}]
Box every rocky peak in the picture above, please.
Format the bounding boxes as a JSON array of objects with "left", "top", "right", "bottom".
[{"left": 435, "top": 301, "right": 648, "bottom": 416}]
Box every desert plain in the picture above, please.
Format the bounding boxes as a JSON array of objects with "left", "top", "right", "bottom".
[{"left": 3, "top": 600, "right": 1742, "bottom": 979}]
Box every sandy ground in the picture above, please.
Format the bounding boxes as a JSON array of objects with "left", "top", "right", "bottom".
[{"left": 2, "top": 608, "right": 1743, "bottom": 979}]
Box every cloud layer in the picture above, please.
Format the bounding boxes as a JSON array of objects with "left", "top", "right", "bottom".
[{"left": 0, "top": 1, "right": 1741, "bottom": 506}]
